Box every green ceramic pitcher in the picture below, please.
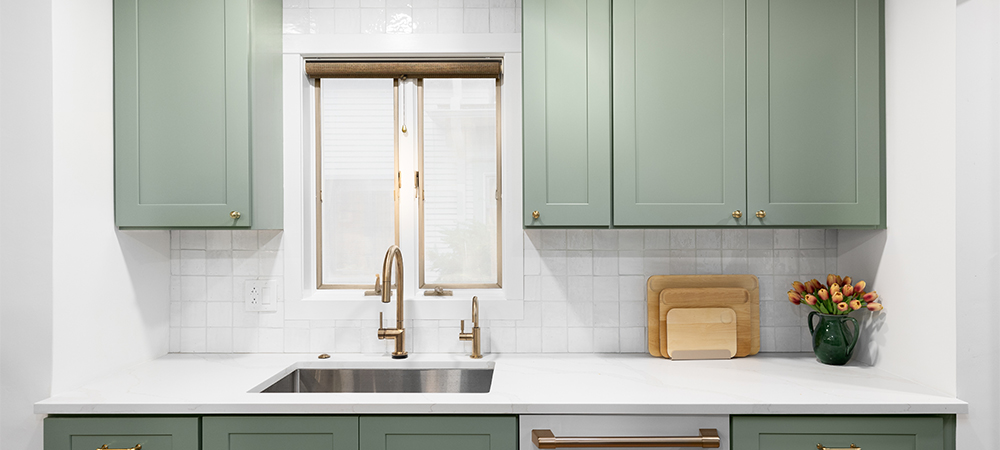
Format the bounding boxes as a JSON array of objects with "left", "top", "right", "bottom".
[{"left": 807, "top": 312, "right": 860, "bottom": 365}]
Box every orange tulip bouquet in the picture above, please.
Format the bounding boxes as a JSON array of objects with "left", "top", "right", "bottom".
[{"left": 787, "top": 274, "right": 883, "bottom": 315}]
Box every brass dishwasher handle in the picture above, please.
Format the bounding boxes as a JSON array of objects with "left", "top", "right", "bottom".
[
  {"left": 98, "top": 445, "right": 141, "bottom": 450},
  {"left": 532, "top": 429, "right": 720, "bottom": 448},
  {"left": 818, "top": 445, "right": 860, "bottom": 450}
]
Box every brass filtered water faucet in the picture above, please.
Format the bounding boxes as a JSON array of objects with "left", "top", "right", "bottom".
[
  {"left": 458, "top": 296, "right": 482, "bottom": 359},
  {"left": 377, "top": 245, "right": 407, "bottom": 359}
]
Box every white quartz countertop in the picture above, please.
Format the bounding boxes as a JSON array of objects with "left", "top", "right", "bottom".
[{"left": 35, "top": 353, "right": 966, "bottom": 415}]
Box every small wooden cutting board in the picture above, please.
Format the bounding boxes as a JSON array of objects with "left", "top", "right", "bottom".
[
  {"left": 659, "top": 287, "right": 752, "bottom": 357},
  {"left": 666, "top": 307, "right": 738, "bottom": 359}
]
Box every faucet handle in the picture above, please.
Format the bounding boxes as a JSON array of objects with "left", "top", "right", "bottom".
[
  {"left": 461, "top": 319, "right": 466, "bottom": 333},
  {"left": 379, "top": 311, "right": 384, "bottom": 330}
]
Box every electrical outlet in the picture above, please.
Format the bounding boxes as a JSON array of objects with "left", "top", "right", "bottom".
[{"left": 245, "top": 279, "right": 277, "bottom": 312}]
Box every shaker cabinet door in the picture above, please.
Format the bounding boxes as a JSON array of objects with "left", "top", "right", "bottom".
[
  {"left": 114, "top": 0, "right": 252, "bottom": 228},
  {"left": 203, "top": 416, "right": 359, "bottom": 450},
  {"left": 522, "top": 0, "right": 612, "bottom": 227},
  {"left": 746, "top": 0, "right": 884, "bottom": 227},
  {"left": 612, "top": 0, "right": 747, "bottom": 227}
]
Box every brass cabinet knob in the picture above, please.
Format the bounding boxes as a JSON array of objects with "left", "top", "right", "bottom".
[
  {"left": 755, "top": 210, "right": 766, "bottom": 219},
  {"left": 732, "top": 210, "right": 742, "bottom": 219},
  {"left": 230, "top": 211, "right": 241, "bottom": 219},
  {"left": 532, "top": 210, "right": 540, "bottom": 219}
]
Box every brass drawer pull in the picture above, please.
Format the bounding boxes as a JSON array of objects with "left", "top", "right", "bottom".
[
  {"left": 818, "top": 445, "right": 860, "bottom": 450},
  {"left": 532, "top": 429, "right": 720, "bottom": 448},
  {"left": 98, "top": 445, "right": 141, "bottom": 450}
]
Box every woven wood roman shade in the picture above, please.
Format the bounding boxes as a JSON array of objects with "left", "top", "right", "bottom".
[{"left": 305, "top": 60, "right": 502, "bottom": 79}]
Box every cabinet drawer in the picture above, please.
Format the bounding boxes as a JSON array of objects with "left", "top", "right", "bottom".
[
  {"left": 731, "top": 415, "right": 954, "bottom": 450},
  {"left": 520, "top": 415, "right": 729, "bottom": 450},
  {"left": 44, "top": 416, "right": 198, "bottom": 450}
]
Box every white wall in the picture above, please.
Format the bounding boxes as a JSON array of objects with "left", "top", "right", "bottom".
[
  {"left": 838, "top": 0, "right": 957, "bottom": 395},
  {"left": 0, "top": 0, "right": 55, "bottom": 448},
  {"left": 955, "top": 0, "right": 1000, "bottom": 447},
  {"left": 1, "top": 0, "right": 171, "bottom": 448},
  {"left": 49, "top": 0, "right": 170, "bottom": 395},
  {"left": 0, "top": 0, "right": 52, "bottom": 449}
]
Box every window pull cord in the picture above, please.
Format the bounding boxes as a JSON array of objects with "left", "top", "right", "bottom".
[{"left": 400, "top": 75, "right": 407, "bottom": 133}]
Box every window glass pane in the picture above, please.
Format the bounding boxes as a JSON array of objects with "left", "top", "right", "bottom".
[
  {"left": 421, "top": 79, "right": 498, "bottom": 286},
  {"left": 320, "top": 78, "right": 395, "bottom": 286}
]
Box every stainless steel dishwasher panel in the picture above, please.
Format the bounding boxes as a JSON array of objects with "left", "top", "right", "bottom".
[{"left": 519, "top": 414, "right": 729, "bottom": 450}]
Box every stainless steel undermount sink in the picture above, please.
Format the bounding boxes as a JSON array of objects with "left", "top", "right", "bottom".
[{"left": 257, "top": 366, "right": 494, "bottom": 394}]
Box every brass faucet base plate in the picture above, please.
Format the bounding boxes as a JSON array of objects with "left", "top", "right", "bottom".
[{"left": 391, "top": 353, "right": 408, "bottom": 359}]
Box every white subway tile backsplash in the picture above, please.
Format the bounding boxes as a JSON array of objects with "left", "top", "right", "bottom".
[
  {"left": 695, "top": 229, "right": 721, "bottom": 249},
  {"left": 361, "top": 8, "right": 386, "bottom": 33},
  {"left": 567, "top": 327, "right": 594, "bottom": 353},
  {"left": 593, "top": 229, "right": 618, "bottom": 250},
  {"left": 593, "top": 327, "right": 619, "bottom": 353},
  {"left": 283, "top": 8, "right": 311, "bottom": 33},
  {"left": 593, "top": 250, "right": 618, "bottom": 276},
  {"left": 463, "top": 8, "right": 489, "bottom": 33},
  {"left": 171, "top": 227, "right": 833, "bottom": 354},
  {"left": 566, "top": 251, "right": 594, "bottom": 275},
  {"left": 542, "top": 327, "right": 567, "bottom": 352},
  {"left": 695, "top": 250, "right": 722, "bottom": 274},
  {"left": 722, "top": 228, "right": 747, "bottom": 249},
  {"left": 593, "top": 302, "right": 619, "bottom": 327},
  {"left": 311, "top": 0, "right": 336, "bottom": 7},
  {"left": 541, "top": 229, "right": 567, "bottom": 249},
  {"left": 618, "top": 230, "right": 644, "bottom": 250},
  {"left": 643, "top": 229, "right": 669, "bottom": 249},
  {"left": 516, "top": 327, "right": 541, "bottom": 352},
  {"left": 207, "top": 328, "right": 234, "bottom": 353},
  {"left": 335, "top": 8, "right": 362, "bottom": 33},
  {"left": 412, "top": 8, "right": 438, "bottom": 32},
  {"left": 670, "top": 229, "right": 696, "bottom": 249},
  {"left": 206, "top": 230, "right": 232, "bottom": 250},
  {"left": 311, "top": 9, "right": 336, "bottom": 33},
  {"left": 180, "top": 230, "right": 206, "bottom": 249},
  {"left": 748, "top": 229, "right": 773, "bottom": 249},
  {"left": 386, "top": 8, "right": 414, "bottom": 33},
  {"left": 567, "top": 229, "right": 593, "bottom": 250},
  {"left": 774, "top": 229, "right": 799, "bottom": 249}
]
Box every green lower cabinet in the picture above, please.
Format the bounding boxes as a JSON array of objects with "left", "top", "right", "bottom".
[
  {"left": 360, "top": 415, "right": 517, "bottom": 450},
  {"left": 44, "top": 416, "right": 199, "bottom": 450},
  {"left": 732, "top": 415, "right": 955, "bottom": 450},
  {"left": 203, "top": 416, "right": 359, "bottom": 450}
]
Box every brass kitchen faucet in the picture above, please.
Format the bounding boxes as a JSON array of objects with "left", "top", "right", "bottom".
[{"left": 377, "top": 245, "right": 407, "bottom": 359}]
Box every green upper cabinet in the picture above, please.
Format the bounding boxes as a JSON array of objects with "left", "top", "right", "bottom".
[
  {"left": 359, "top": 416, "right": 517, "bottom": 450},
  {"left": 203, "top": 416, "right": 359, "bottom": 450},
  {"left": 613, "top": 0, "right": 747, "bottom": 227},
  {"left": 522, "top": 0, "right": 612, "bottom": 227},
  {"left": 114, "top": 0, "right": 282, "bottom": 229},
  {"left": 746, "top": 0, "right": 883, "bottom": 227}
]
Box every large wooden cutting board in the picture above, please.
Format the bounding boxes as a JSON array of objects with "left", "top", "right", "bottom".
[{"left": 646, "top": 275, "right": 759, "bottom": 357}]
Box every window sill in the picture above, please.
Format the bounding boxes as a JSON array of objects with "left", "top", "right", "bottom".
[{"left": 285, "top": 290, "right": 523, "bottom": 321}]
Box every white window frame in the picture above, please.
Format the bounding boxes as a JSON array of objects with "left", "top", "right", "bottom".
[{"left": 282, "top": 34, "right": 524, "bottom": 321}]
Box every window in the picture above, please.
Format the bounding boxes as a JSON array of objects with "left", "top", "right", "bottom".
[{"left": 310, "top": 60, "right": 502, "bottom": 295}]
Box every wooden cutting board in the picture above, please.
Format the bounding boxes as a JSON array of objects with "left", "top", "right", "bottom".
[
  {"left": 666, "top": 307, "right": 738, "bottom": 359},
  {"left": 646, "top": 275, "right": 759, "bottom": 358},
  {"left": 660, "top": 288, "right": 751, "bottom": 357}
]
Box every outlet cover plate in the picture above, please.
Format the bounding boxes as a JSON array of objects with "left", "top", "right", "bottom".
[{"left": 245, "top": 279, "right": 277, "bottom": 312}]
